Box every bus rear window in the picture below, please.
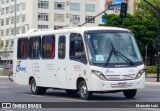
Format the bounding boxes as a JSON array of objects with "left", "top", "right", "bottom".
[{"left": 17, "top": 38, "right": 28, "bottom": 59}]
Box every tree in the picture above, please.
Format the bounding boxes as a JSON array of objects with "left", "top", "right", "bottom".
[{"left": 100, "top": 12, "right": 157, "bottom": 65}]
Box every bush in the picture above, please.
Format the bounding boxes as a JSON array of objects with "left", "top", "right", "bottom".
[{"left": 146, "top": 66, "right": 157, "bottom": 74}]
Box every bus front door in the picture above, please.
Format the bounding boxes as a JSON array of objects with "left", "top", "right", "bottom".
[{"left": 57, "top": 35, "right": 67, "bottom": 89}]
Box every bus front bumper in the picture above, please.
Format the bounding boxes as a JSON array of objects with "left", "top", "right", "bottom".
[{"left": 90, "top": 74, "right": 145, "bottom": 91}]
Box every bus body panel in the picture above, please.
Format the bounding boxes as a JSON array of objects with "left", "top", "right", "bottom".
[
  {"left": 13, "top": 27, "right": 145, "bottom": 94},
  {"left": 89, "top": 64, "right": 145, "bottom": 91}
]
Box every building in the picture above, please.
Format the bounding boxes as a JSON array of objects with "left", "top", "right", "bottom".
[{"left": 0, "top": 0, "right": 103, "bottom": 63}]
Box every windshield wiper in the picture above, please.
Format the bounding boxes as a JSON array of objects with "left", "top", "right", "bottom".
[{"left": 105, "top": 42, "right": 134, "bottom": 66}]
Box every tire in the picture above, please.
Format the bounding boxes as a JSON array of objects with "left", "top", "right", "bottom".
[
  {"left": 78, "top": 81, "right": 92, "bottom": 100},
  {"left": 30, "top": 78, "right": 46, "bottom": 95},
  {"left": 9, "top": 72, "right": 13, "bottom": 82},
  {"left": 123, "top": 89, "right": 137, "bottom": 99},
  {"left": 65, "top": 89, "right": 78, "bottom": 95}
]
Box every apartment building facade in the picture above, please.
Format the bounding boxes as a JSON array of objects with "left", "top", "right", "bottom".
[{"left": 0, "top": 0, "right": 102, "bottom": 61}]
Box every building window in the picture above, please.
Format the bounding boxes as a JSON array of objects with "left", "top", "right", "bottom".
[
  {"left": 70, "top": 15, "right": 80, "bottom": 24},
  {"left": 22, "top": 14, "right": 25, "bottom": 22},
  {"left": 6, "top": 0, "right": 9, "bottom": 3},
  {"left": 85, "top": 16, "right": 95, "bottom": 23},
  {"left": 1, "top": 0, "right": 4, "bottom": 4},
  {"left": 29, "top": 37, "right": 41, "bottom": 59},
  {"left": 85, "top": 4, "right": 95, "bottom": 12},
  {"left": 1, "top": 30, "right": 4, "bottom": 36},
  {"left": 38, "top": 13, "right": 49, "bottom": 21},
  {"left": 1, "top": 8, "right": 4, "bottom": 15},
  {"left": 22, "top": 2, "right": 26, "bottom": 10},
  {"left": 5, "top": 40, "right": 9, "bottom": 47},
  {"left": 16, "top": 27, "right": 20, "bottom": 34},
  {"left": 1, "top": 19, "right": 4, "bottom": 26},
  {"left": 11, "top": 17, "right": 14, "bottom": 24},
  {"left": 38, "top": 25, "right": 48, "bottom": 29},
  {"left": 6, "top": 7, "right": 10, "bottom": 14},
  {"left": 58, "top": 36, "right": 66, "bottom": 59},
  {"left": 11, "top": 39, "right": 14, "bottom": 47},
  {"left": 6, "top": 29, "right": 10, "bottom": 36},
  {"left": 54, "top": 2, "right": 65, "bottom": 10},
  {"left": 11, "top": 28, "right": 14, "bottom": 35},
  {"left": 38, "top": 0, "right": 49, "bottom": 9},
  {"left": 17, "top": 38, "right": 28, "bottom": 59},
  {"left": 42, "top": 35, "right": 55, "bottom": 59},
  {"left": 16, "top": 15, "right": 20, "bottom": 23},
  {"left": 16, "top": 4, "right": 20, "bottom": 12},
  {"left": 54, "top": 14, "right": 64, "bottom": 22},
  {"left": 66, "top": 1, "right": 70, "bottom": 6},
  {"left": 11, "top": 5, "right": 15, "bottom": 13},
  {"left": 6, "top": 18, "right": 10, "bottom": 25},
  {"left": 70, "top": 33, "right": 86, "bottom": 57},
  {"left": 70, "top": 3, "right": 80, "bottom": 11},
  {"left": 22, "top": 26, "right": 25, "bottom": 33}
]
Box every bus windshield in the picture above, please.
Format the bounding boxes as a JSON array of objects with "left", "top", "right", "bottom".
[{"left": 85, "top": 31, "right": 143, "bottom": 65}]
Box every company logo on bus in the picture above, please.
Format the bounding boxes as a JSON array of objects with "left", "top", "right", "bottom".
[
  {"left": 16, "top": 61, "right": 26, "bottom": 72},
  {"left": 105, "top": 69, "right": 114, "bottom": 73}
]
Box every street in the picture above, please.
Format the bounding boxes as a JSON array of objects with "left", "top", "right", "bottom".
[{"left": 0, "top": 78, "right": 160, "bottom": 111}]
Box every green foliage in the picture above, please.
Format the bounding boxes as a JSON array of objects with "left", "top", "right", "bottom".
[
  {"left": 100, "top": 0, "right": 160, "bottom": 60},
  {"left": 0, "top": 39, "right": 3, "bottom": 48},
  {"left": 100, "top": 13, "right": 157, "bottom": 57},
  {"left": 137, "top": 0, "right": 160, "bottom": 18},
  {"left": 146, "top": 66, "right": 157, "bottom": 74}
]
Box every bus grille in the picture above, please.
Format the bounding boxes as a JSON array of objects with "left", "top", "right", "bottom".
[{"left": 106, "top": 74, "right": 136, "bottom": 81}]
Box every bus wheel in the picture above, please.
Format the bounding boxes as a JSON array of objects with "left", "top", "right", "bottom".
[
  {"left": 78, "top": 81, "right": 92, "bottom": 100},
  {"left": 123, "top": 89, "right": 137, "bottom": 99},
  {"left": 30, "top": 78, "right": 46, "bottom": 95},
  {"left": 65, "top": 90, "right": 78, "bottom": 95}
]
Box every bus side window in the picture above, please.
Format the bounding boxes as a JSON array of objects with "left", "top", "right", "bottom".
[
  {"left": 29, "top": 37, "right": 41, "bottom": 59},
  {"left": 17, "top": 38, "right": 28, "bottom": 59},
  {"left": 70, "top": 33, "right": 86, "bottom": 57},
  {"left": 58, "top": 36, "right": 66, "bottom": 59},
  {"left": 42, "top": 35, "right": 55, "bottom": 59}
]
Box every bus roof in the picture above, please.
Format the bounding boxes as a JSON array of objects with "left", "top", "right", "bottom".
[{"left": 15, "top": 26, "right": 130, "bottom": 39}]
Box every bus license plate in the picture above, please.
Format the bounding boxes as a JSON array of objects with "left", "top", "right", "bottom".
[{"left": 117, "top": 82, "right": 127, "bottom": 87}]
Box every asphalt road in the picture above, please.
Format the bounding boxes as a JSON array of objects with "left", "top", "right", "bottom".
[{"left": 0, "top": 78, "right": 160, "bottom": 111}]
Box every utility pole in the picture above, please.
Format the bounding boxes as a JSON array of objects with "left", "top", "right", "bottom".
[
  {"left": 143, "top": 0, "right": 160, "bottom": 81},
  {"left": 14, "top": 0, "right": 17, "bottom": 37},
  {"left": 145, "top": 45, "right": 147, "bottom": 67},
  {"left": 157, "top": 13, "right": 160, "bottom": 81},
  {"left": 78, "top": 8, "right": 109, "bottom": 27}
]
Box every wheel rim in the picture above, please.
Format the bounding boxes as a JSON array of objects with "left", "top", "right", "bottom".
[
  {"left": 80, "top": 84, "right": 87, "bottom": 97},
  {"left": 31, "top": 80, "right": 36, "bottom": 92}
]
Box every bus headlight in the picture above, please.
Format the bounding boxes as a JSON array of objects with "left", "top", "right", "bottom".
[
  {"left": 135, "top": 68, "right": 145, "bottom": 79},
  {"left": 91, "top": 70, "right": 108, "bottom": 81}
]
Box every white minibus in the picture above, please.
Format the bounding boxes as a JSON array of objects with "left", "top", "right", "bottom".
[{"left": 13, "top": 27, "right": 145, "bottom": 100}]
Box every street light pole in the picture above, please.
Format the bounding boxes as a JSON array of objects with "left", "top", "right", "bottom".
[
  {"left": 145, "top": 45, "right": 147, "bottom": 67},
  {"left": 14, "top": 0, "right": 17, "bottom": 36},
  {"left": 157, "top": 13, "right": 160, "bottom": 81}
]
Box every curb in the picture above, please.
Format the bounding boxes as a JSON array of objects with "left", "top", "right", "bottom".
[
  {"left": 0, "top": 76, "right": 8, "bottom": 78},
  {"left": 145, "top": 82, "right": 160, "bottom": 86}
]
